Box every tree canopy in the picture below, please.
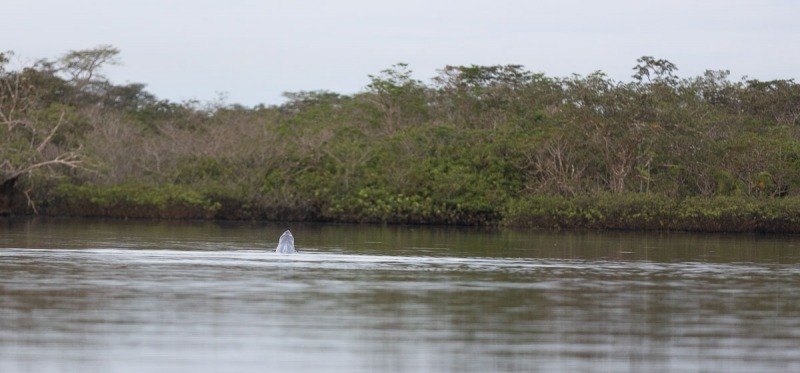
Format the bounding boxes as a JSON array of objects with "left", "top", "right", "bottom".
[{"left": 3, "top": 46, "right": 800, "bottom": 231}]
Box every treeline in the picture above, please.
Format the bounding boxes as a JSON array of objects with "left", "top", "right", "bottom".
[{"left": 2, "top": 47, "right": 800, "bottom": 231}]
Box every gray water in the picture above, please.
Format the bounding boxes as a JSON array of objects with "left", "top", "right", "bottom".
[{"left": 1, "top": 219, "right": 800, "bottom": 372}]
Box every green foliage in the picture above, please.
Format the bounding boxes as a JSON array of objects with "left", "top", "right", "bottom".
[
  {"left": 505, "top": 194, "right": 800, "bottom": 232},
  {"left": 504, "top": 193, "right": 676, "bottom": 230},
  {"left": 50, "top": 183, "right": 221, "bottom": 219},
  {"left": 8, "top": 47, "right": 800, "bottom": 231},
  {"left": 632, "top": 56, "right": 679, "bottom": 85}
]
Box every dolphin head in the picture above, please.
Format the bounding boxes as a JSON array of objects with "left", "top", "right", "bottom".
[{"left": 276, "top": 230, "right": 296, "bottom": 253}]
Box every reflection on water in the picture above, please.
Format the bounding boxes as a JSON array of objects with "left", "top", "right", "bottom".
[{"left": 1, "top": 219, "right": 800, "bottom": 372}]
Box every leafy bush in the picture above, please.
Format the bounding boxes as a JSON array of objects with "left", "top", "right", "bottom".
[
  {"left": 505, "top": 194, "right": 800, "bottom": 232},
  {"left": 49, "top": 183, "right": 221, "bottom": 219}
]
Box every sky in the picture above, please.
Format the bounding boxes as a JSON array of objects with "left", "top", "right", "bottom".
[{"left": 3, "top": 0, "right": 799, "bottom": 107}]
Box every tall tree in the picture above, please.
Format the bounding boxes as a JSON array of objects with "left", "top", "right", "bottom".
[
  {"left": 432, "top": 64, "right": 534, "bottom": 130},
  {"left": 365, "top": 63, "right": 428, "bottom": 134},
  {"left": 0, "top": 48, "right": 118, "bottom": 213},
  {"left": 58, "top": 45, "right": 120, "bottom": 93}
]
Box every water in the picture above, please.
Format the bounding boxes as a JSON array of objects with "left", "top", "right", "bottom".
[{"left": 1, "top": 219, "right": 800, "bottom": 372}]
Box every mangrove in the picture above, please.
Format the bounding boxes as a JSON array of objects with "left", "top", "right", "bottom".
[{"left": 2, "top": 47, "right": 800, "bottom": 232}]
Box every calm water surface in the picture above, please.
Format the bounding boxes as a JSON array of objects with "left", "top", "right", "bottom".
[{"left": 1, "top": 219, "right": 800, "bottom": 372}]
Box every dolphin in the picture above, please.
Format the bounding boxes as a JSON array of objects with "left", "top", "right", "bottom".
[{"left": 275, "top": 230, "right": 296, "bottom": 253}]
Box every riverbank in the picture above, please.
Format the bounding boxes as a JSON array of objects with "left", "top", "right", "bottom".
[
  {"left": 504, "top": 193, "right": 800, "bottom": 233},
  {"left": 14, "top": 184, "right": 800, "bottom": 233},
  {"left": 5, "top": 50, "right": 800, "bottom": 234}
]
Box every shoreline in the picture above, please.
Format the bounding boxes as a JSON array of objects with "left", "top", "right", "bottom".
[{"left": 8, "top": 188, "right": 800, "bottom": 234}]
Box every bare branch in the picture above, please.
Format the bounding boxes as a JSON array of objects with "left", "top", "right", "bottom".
[
  {"left": 0, "top": 159, "right": 12, "bottom": 174},
  {"left": 36, "top": 110, "right": 67, "bottom": 153},
  {"left": 23, "top": 188, "right": 38, "bottom": 215},
  {"left": 9, "top": 150, "right": 82, "bottom": 180}
]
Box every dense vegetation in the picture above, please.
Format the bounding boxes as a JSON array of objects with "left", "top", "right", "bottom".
[{"left": 2, "top": 47, "right": 800, "bottom": 232}]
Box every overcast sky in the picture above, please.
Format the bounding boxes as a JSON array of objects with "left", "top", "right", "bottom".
[{"left": 4, "top": 0, "right": 799, "bottom": 107}]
